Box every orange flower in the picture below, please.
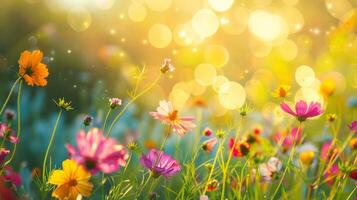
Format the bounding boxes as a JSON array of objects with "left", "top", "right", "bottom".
[{"left": 18, "top": 50, "right": 49, "bottom": 86}]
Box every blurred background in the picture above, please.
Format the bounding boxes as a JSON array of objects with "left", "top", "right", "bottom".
[{"left": 0, "top": 0, "right": 357, "bottom": 192}]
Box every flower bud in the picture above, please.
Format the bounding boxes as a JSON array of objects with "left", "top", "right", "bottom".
[
  {"left": 300, "top": 151, "right": 315, "bottom": 166},
  {"left": 83, "top": 115, "right": 93, "bottom": 126}
]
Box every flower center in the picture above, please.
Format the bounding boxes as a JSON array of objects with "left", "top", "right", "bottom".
[
  {"left": 68, "top": 179, "right": 77, "bottom": 187},
  {"left": 25, "top": 67, "right": 33, "bottom": 76},
  {"left": 168, "top": 110, "right": 178, "bottom": 121},
  {"left": 85, "top": 158, "right": 96, "bottom": 170}
]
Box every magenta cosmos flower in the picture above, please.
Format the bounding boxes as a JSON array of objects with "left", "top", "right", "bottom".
[
  {"left": 348, "top": 120, "right": 357, "bottom": 133},
  {"left": 280, "top": 100, "right": 324, "bottom": 122},
  {"left": 150, "top": 100, "right": 196, "bottom": 136},
  {"left": 140, "top": 149, "right": 181, "bottom": 178},
  {"left": 274, "top": 127, "right": 302, "bottom": 150},
  {"left": 66, "top": 128, "right": 129, "bottom": 174},
  {"left": 0, "top": 123, "right": 18, "bottom": 144},
  {"left": 0, "top": 148, "right": 10, "bottom": 166}
]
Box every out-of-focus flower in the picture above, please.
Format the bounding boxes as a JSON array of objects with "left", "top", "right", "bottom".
[
  {"left": 83, "top": 115, "right": 93, "bottom": 126},
  {"left": 54, "top": 98, "right": 73, "bottom": 111},
  {"left": 150, "top": 100, "right": 195, "bottom": 136},
  {"left": 239, "top": 103, "right": 252, "bottom": 116},
  {"left": 48, "top": 159, "right": 93, "bottom": 200},
  {"left": 229, "top": 138, "right": 250, "bottom": 157},
  {"left": 326, "top": 113, "right": 337, "bottom": 123},
  {"left": 300, "top": 151, "right": 315, "bottom": 166},
  {"left": 349, "top": 137, "right": 357, "bottom": 150},
  {"left": 206, "top": 179, "right": 219, "bottom": 192},
  {"left": 202, "top": 138, "right": 217, "bottom": 152},
  {"left": 3, "top": 166, "right": 21, "bottom": 186},
  {"left": 140, "top": 149, "right": 181, "bottom": 178},
  {"left": 0, "top": 123, "right": 18, "bottom": 144},
  {"left": 4, "top": 109, "right": 15, "bottom": 122},
  {"left": 253, "top": 127, "right": 262, "bottom": 135},
  {"left": 258, "top": 157, "right": 282, "bottom": 181},
  {"left": 280, "top": 100, "right": 324, "bottom": 122},
  {"left": 190, "top": 96, "right": 207, "bottom": 108},
  {"left": 272, "top": 85, "right": 290, "bottom": 98},
  {"left": 160, "top": 58, "right": 175, "bottom": 74},
  {"left": 200, "top": 194, "right": 209, "bottom": 200},
  {"left": 349, "top": 170, "right": 357, "bottom": 180},
  {"left": 0, "top": 148, "right": 10, "bottom": 166},
  {"left": 66, "top": 128, "right": 128, "bottom": 174},
  {"left": 320, "top": 141, "right": 338, "bottom": 161},
  {"left": 320, "top": 79, "right": 335, "bottom": 98},
  {"left": 128, "top": 142, "right": 138, "bottom": 151},
  {"left": 348, "top": 120, "right": 357, "bottom": 133},
  {"left": 246, "top": 133, "right": 260, "bottom": 144},
  {"left": 216, "top": 129, "right": 225, "bottom": 138},
  {"left": 323, "top": 164, "right": 339, "bottom": 186},
  {"left": 109, "top": 98, "right": 122, "bottom": 109},
  {"left": 274, "top": 127, "right": 302, "bottom": 151},
  {"left": 18, "top": 50, "right": 49, "bottom": 87},
  {"left": 203, "top": 127, "right": 212, "bottom": 136},
  {"left": 144, "top": 139, "right": 157, "bottom": 149},
  {"left": 0, "top": 177, "right": 16, "bottom": 200}
]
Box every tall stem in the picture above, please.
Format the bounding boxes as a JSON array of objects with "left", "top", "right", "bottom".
[
  {"left": 0, "top": 77, "right": 21, "bottom": 116},
  {"left": 42, "top": 109, "right": 63, "bottom": 182},
  {"left": 106, "top": 74, "right": 161, "bottom": 137},
  {"left": 102, "top": 109, "right": 112, "bottom": 131},
  {"left": 4, "top": 80, "right": 23, "bottom": 166}
]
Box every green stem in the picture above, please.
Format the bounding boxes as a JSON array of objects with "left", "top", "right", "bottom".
[
  {"left": 4, "top": 80, "right": 23, "bottom": 166},
  {"left": 0, "top": 77, "right": 21, "bottom": 116},
  {"left": 271, "top": 123, "right": 302, "bottom": 199},
  {"left": 42, "top": 109, "right": 63, "bottom": 182},
  {"left": 102, "top": 109, "right": 112, "bottom": 132},
  {"left": 106, "top": 74, "right": 161, "bottom": 137},
  {"left": 220, "top": 117, "right": 244, "bottom": 200}
]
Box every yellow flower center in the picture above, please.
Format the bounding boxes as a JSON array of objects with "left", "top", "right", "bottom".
[
  {"left": 168, "top": 110, "right": 178, "bottom": 121},
  {"left": 25, "top": 67, "right": 33, "bottom": 76},
  {"left": 68, "top": 179, "right": 78, "bottom": 187}
]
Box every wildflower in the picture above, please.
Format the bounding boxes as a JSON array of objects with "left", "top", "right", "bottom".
[
  {"left": 349, "top": 137, "right": 357, "bottom": 150},
  {"left": 83, "top": 115, "right": 93, "bottom": 126},
  {"left": 206, "top": 179, "right": 219, "bottom": 192},
  {"left": 0, "top": 123, "right": 18, "bottom": 144},
  {"left": 2, "top": 167, "right": 21, "bottom": 186},
  {"left": 253, "top": 127, "right": 262, "bottom": 135},
  {"left": 0, "top": 148, "right": 10, "bottom": 166},
  {"left": 202, "top": 138, "right": 217, "bottom": 153},
  {"left": 320, "top": 141, "right": 338, "bottom": 161},
  {"left": 246, "top": 133, "right": 260, "bottom": 144},
  {"left": 229, "top": 138, "right": 250, "bottom": 157},
  {"left": 190, "top": 96, "right": 207, "bottom": 107},
  {"left": 349, "top": 170, "right": 357, "bottom": 180},
  {"left": 300, "top": 151, "right": 315, "bottom": 166},
  {"left": 272, "top": 85, "right": 290, "bottom": 98},
  {"left": 160, "top": 58, "right": 175, "bottom": 74},
  {"left": 323, "top": 164, "right": 339, "bottom": 186},
  {"left": 128, "top": 142, "right": 138, "bottom": 151},
  {"left": 0, "top": 176, "right": 16, "bottom": 200},
  {"left": 144, "top": 139, "right": 157, "bottom": 149},
  {"left": 274, "top": 127, "right": 302, "bottom": 151},
  {"left": 348, "top": 120, "right": 357, "bottom": 133},
  {"left": 326, "top": 113, "right": 337, "bottom": 123},
  {"left": 258, "top": 157, "right": 282, "bottom": 181},
  {"left": 4, "top": 109, "right": 15, "bottom": 122},
  {"left": 200, "top": 195, "right": 209, "bottom": 200},
  {"left": 203, "top": 127, "right": 212, "bottom": 136},
  {"left": 150, "top": 100, "right": 195, "bottom": 136},
  {"left": 109, "top": 98, "right": 122, "bottom": 109},
  {"left": 239, "top": 103, "right": 252, "bottom": 116},
  {"left": 18, "top": 50, "right": 49, "bottom": 86},
  {"left": 320, "top": 79, "right": 335, "bottom": 98},
  {"left": 280, "top": 100, "right": 324, "bottom": 122},
  {"left": 48, "top": 159, "right": 93, "bottom": 200},
  {"left": 140, "top": 149, "right": 181, "bottom": 178},
  {"left": 66, "top": 128, "right": 128, "bottom": 174},
  {"left": 54, "top": 98, "right": 73, "bottom": 111}
]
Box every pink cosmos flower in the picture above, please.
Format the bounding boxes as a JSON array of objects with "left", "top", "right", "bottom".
[
  {"left": 0, "top": 148, "right": 10, "bottom": 166},
  {"left": 140, "top": 149, "right": 181, "bottom": 178},
  {"left": 324, "top": 164, "right": 339, "bottom": 186},
  {"left": 66, "top": 128, "right": 129, "bottom": 174},
  {"left": 320, "top": 141, "right": 338, "bottom": 161},
  {"left": 0, "top": 123, "right": 18, "bottom": 144},
  {"left": 109, "top": 98, "right": 122, "bottom": 109},
  {"left": 258, "top": 157, "right": 282, "bottom": 181},
  {"left": 349, "top": 120, "right": 357, "bottom": 133},
  {"left": 202, "top": 138, "right": 217, "bottom": 153},
  {"left": 280, "top": 100, "right": 324, "bottom": 121},
  {"left": 0, "top": 177, "right": 16, "bottom": 200},
  {"left": 229, "top": 138, "right": 250, "bottom": 157},
  {"left": 2, "top": 166, "right": 21, "bottom": 186},
  {"left": 150, "top": 100, "right": 196, "bottom": 136},
  {"left": 203, "top": 127, "right": 212, "bottom": 136},
  {"left": 274, "top": 127, "right": 302, "bottom": 150}
]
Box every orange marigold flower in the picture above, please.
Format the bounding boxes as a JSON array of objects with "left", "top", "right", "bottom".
[{"left": 18, "top": 50, "right": 49, "bottom": 87}]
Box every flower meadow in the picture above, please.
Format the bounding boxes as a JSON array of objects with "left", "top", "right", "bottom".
[{"left": 1, "top": 1, "right": 357, "bottom": 200}]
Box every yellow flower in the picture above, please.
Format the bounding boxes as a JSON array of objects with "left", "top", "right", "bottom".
[
  {"left": 320, "top": 79, "right": 335, "bottom": 98},
  {"left": 349, "top": 138, "right": 357, "bottom": 150},
  {"left": 18, "top": 50, "right": 49, "bottom": 87},
  {"left": 48, "top": 159, "right": 93, "bottom": 200},
  {"left": 272, "top": 85, "right": 290, "bottom": 98},
  {"left": 300, "top": 151, "right": 315, "bottom": 166}
]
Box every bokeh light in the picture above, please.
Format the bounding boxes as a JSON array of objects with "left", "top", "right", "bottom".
[
  {"left": 219, "top": 81, "right": 246, "bottom": 110},
  {"left": 67, "top": 7, "right": 92, "bottom": 32},
  {"left": 192, "top": 9, "right": 219, "bottom": 37},
  {"left": 295, "top": 65, "right": 315, "bottom": 87},
  {"left": 148, "top": 24, "right": 172, "bottom": 48},
  {"left": 145, "top": 0, "right": 172, "bottom": 12},
  {"left": 194, "top": 63, "right": 217, "bottom": 86},
  {"left": 278, "top": 39, "right": 298, "bottom": 61},
  {"left": 204, "top": 45, "right": 229, "bottom": 68},
  {"left": 212, "top": 75, "right": 230, "bottom": 94},
  {"left": 208, "top": 0, "right": 234, "bottom": 12},
  {"left": 128, "top": 2, "right": 147, "bottom": 22}
]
